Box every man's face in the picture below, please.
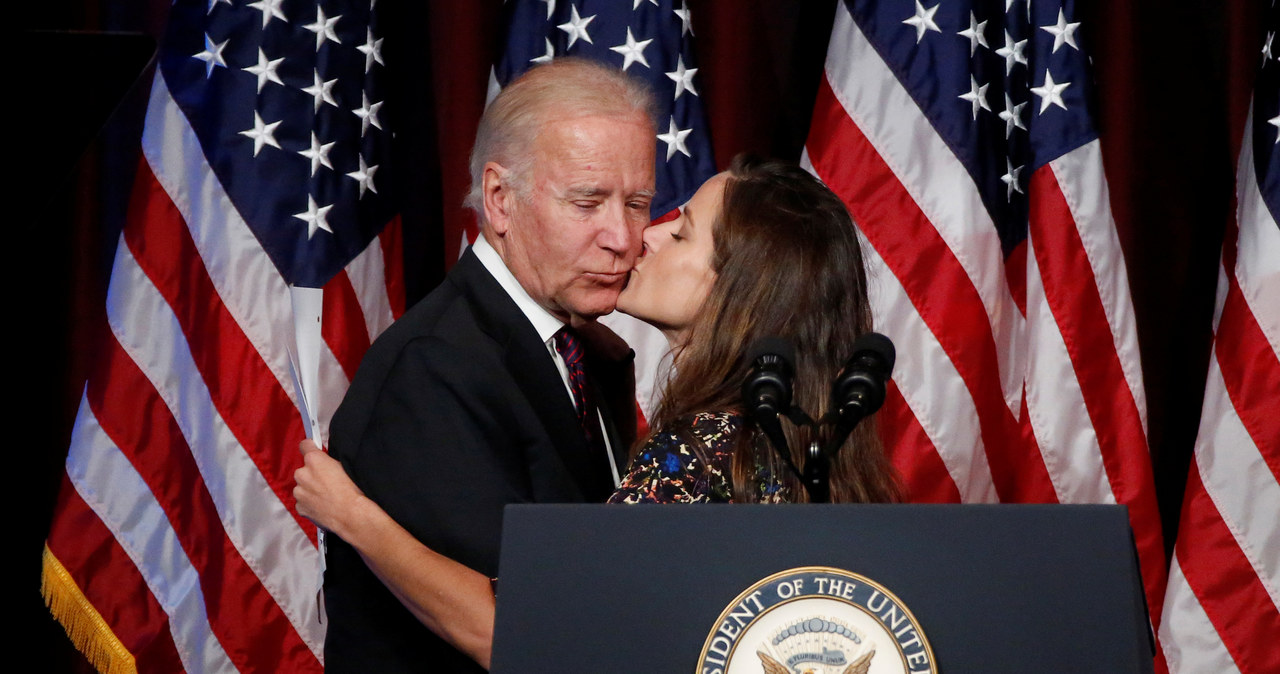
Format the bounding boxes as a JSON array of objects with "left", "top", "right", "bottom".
[{"left": 495, "top": 112, "right": 655, "bottom": 321}]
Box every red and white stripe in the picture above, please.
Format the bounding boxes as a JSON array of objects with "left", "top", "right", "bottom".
[
  {"left": 45, "top": 67, "right": 401, "bottom": 671},
  {"left": 805, "top": 1, "right": 1167, "bottom": 624},
  {"left": 1158, "top": 107, "right": 1280, "bottom": 674}
]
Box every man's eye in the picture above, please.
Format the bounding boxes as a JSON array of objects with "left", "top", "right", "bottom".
[{"left": 573, "top": 201, "right": 600, "bottom": 210}]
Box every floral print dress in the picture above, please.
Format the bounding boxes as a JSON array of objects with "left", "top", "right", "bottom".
[{"left": 607, "top": 411, "right": 789, "bottom": 503}]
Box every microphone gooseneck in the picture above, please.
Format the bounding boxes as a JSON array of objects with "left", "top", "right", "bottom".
[
  {"left": 740, "top": 333, "right": 897, "bottom": 504},
  {"left": 742, "top": 337, "right": 800, "bottom": 483}
]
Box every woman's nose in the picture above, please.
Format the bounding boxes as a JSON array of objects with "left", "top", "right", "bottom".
[{"left": 642, "top": 219, "right": 677, "bottom": 254}]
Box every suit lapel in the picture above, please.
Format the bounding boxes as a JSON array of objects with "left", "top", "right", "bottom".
[
  {"left": 452, "top": 250, "right": 614, "bottom": 501},
  {"left": 584, "top": 351, "right": 637, "bottom": 474}
]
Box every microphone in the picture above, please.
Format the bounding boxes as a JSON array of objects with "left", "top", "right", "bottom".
[
  {"left": 741, "top": 337, "right": 795, "bottom": 421},
  {"left": 741, "top": 337, "right": 800, "bottom": 482},
  {"left": 830, "top": 332, "right": 895, "bottom": 429}
]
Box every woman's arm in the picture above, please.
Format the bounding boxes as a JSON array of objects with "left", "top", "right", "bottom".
[{"left": 293, "top": 440, "right": 495, "bottom": 669}]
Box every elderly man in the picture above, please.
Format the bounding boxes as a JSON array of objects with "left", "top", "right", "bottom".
[{"left": 318, "top": 59, "right": 655, "bottom": 671}]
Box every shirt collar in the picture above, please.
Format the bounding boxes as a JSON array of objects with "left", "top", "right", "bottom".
[{"left": 471, "top": 234, "right": 565, "bottom": 344}]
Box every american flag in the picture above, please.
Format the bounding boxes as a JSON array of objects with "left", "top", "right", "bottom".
[
  {"left": 804, "top": 0, "right": 1167, "bottom": 650},
  {"left": 489, "top": 0, "right": 717, "bottom": 418},
  {"left": 1157, "top": 7, "right": 1280, "bottom": 672},
  {"left": 40, "top": 0, "right": 403, "bottom": 670}
]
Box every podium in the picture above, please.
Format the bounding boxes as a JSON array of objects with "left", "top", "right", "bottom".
[{"left": 491, "top": 504, "right": 1153, "bottom": 673}]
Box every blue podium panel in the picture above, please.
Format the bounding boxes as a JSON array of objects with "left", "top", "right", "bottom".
[{"left": 492, "top": 504, "right": 1153, "bottom": 674}]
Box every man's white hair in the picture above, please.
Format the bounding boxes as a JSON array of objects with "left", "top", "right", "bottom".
[{"left": 464, "top": 57, "right": 658, "bottom": 221}]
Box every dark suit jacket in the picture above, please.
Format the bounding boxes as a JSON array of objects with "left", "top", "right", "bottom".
[{"left": 323, "top": 249, "right": 636, "bottom": 672}]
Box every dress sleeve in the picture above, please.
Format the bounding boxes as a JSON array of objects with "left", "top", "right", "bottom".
[{"left": 606, "top": 418, "right": 735, "bottom": 503}]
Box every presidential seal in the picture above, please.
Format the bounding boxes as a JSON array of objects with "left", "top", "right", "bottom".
[{"left": 696, "top": 567, "right": 936, "bottom": 674}]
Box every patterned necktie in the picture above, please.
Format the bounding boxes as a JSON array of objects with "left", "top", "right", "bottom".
[{"left": 553, "top": 327, "right": 604, "bottom": 452}]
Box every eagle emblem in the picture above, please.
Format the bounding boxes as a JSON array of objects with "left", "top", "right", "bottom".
[
  {"left": 695, "top": 567, "right": 935, "bottom": 674},
  {"left": 755, "top": 617, "right": 875, "bottom": 674}
]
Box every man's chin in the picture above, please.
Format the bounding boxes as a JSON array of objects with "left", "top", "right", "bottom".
[{"left": 563, "top": 292, "right": 622, "bottom": 322}]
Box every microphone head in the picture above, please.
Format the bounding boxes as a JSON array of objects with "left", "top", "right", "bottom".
[
  {"left": 746, "top": 336, "right": 795, "bottom": 371},
  {"left": 831, "top": 332, "right": 896, "bottom": 421},
  {"left": 851, "top": 332, "right": 895, "bottom": 377},
  {"left": 742, "top": 337, "right": 795, "bottom": 420}
]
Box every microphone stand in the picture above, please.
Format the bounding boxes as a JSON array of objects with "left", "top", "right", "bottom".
[
  {"left": 755, "top": 413, "right": 802, "bottom": 488},
  {"left": 802, "top": 440, "right": 830, "bottom": 504},
  {"left": 754, "top": 407, "right": 879, "bottom": 504},
  {"left": 761, "top": 407, "right": 836, "bottom": 504},
  {"left": 744, "top": 333, "right": 894, "bottom": 504}
]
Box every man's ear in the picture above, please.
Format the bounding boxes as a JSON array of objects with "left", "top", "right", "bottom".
[{"left": 482, "top": 162, "right": 514, "bottom": 236}]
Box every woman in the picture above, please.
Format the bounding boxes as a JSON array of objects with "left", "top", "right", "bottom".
[
  {"left": 293, "top": 156, "right": 900, "bottom": 667},
  {"left": 608, "top": 156, "right": 900, "bottom": 504}
]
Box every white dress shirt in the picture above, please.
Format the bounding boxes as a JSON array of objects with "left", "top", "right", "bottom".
[{"left": 470, "top": 235, "right": 621, "bottom": 486}]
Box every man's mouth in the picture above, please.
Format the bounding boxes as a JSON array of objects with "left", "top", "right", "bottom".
[{"left": 583, "top": 271, "right": 628, "bottom": 285}]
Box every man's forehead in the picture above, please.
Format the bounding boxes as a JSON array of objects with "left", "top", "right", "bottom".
[
  {"left": 528, "top": 114, "right": 655, "bottom": 194},
  {"left": 535, "top": 154, "right": 656, "bottom": 196}
]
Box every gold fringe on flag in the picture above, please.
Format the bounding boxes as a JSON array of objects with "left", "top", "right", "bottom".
[{"left": 41, "top": 545, "right": 138, "bottom": 674}]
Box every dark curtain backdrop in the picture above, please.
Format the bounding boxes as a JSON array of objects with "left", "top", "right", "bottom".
[{"left": 23, "top": 1, "right": 1264, "bottom": 668}]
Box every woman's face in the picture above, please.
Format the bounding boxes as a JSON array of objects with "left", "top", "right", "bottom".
[{"left": 616, "top": 172, "right": 727, "bottom": 345}]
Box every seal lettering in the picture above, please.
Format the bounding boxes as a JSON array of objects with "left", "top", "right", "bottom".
[{"left": 696, "top": 567, "right": 937, "bottom": 674}]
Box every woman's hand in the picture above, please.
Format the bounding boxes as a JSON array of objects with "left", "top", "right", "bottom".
[
  {"left": 291, "top": 440, "right": 496, "bottom": 668},
  {"left": 293, "top": 440, "right": 366, "bottom": 540}
]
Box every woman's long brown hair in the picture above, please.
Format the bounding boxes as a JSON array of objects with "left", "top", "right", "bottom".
[{"left": 647, "top": 156, "right": 902, "bottom": 503}]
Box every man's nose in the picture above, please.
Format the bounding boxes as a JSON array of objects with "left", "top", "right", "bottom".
[{"left": 597, "top": 201, "right": 643, "bottom": 257}]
